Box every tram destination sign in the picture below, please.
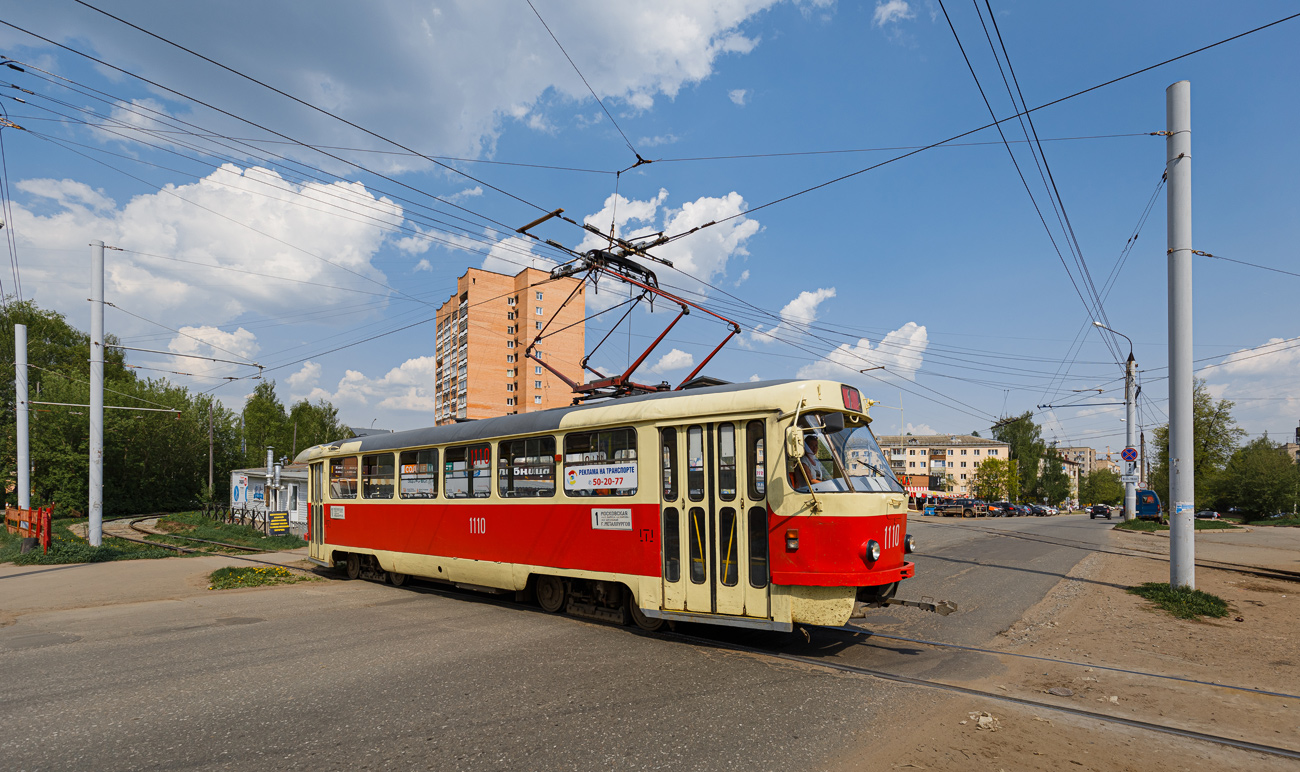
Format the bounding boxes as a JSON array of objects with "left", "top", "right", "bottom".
[{"left": 591, "top": 508, "right": 633, "bottom": 531}]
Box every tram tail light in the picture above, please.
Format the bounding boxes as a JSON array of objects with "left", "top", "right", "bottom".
[{"left": 785, "top": 529, "right": 799, "bottom": 551}]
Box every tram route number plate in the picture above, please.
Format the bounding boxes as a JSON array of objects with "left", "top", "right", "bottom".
[
  {"left": 591, "top": 508, "right": 633, "bottom": 531},
  {"left": 329, "top": 505, "right": 346, "bottom": 520}
]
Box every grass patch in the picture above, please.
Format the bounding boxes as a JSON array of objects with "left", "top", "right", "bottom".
[
  {"left": 150, "top": 511, "right": 307, "bottom": 551},
  {"left": 1127, "top": 582, "right": 1230, "bottom": 620},
  {"left": 207, "top": 565, "right": 313, "bottom": 590},
  {"left": 1113, "top": 518, "right": 1242, "bottom": 532},
  {"left": 1251, "top": 515, "right": 1300, "bottom": 527},
  {"left": 0, "top": 517, "right": 178, "bottom": 565}
]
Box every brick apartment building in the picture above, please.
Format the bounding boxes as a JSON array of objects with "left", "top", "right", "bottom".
[{"left": 433, "top": 266, "right": 585, "bottom": 424}]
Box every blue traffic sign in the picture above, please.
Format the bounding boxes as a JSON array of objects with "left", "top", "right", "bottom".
[{"left": 1121, "top": 447, "right": 1138, "bottom": 462}]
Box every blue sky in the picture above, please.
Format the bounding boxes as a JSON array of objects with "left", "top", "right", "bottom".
[{"left": 1, "top": 0, "right": 1297, "bottom": 456}]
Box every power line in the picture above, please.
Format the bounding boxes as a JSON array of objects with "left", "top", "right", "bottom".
[
  {"left": 524, "top": 0, "right": 643, "bottom": 164},
  {"left": 1191, "top": 250, "right": 1300, "bottom": 280},
  {"left": 657, "top": 9, "right": 1300, "bottom": 244}
]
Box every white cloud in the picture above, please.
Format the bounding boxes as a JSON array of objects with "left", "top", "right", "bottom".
[
  {"left": 729, "top": 89, "right": 749, "bottom": 106},
  {"left": 308, "top": 356, "right": 439, "bottom": 418},
  {"left": 638, "top": 133, "right": 680, "bottom": 147},
  {"left": 286, "top": 361, "right": 323, "bottom": 398},
  {"left": 873, "top": 0, "right": 914, "bottom": 26},
  {"left": 446, "top": 186, "right": 484, "bottom": 202},
  {"left": 165, "top": 326, "right": 260, "bottom": 378},
  {"left": 747, "top": 287, "right": 836, "bottom": 346},
  {"left": 13, "top": 165, "right": 402, "bottom": 333},
  {"left": 10, "top": 1, "right": 786, "bottom": 172},
  {"left": 904, "top": 422, "right": 936, "bottom": 435},
  {"left": 1203, "top": 337, "right": 1300, "bottom": 434},
  {"left": 649, "top": 348, "right": 695, "bottom": 373},
  {"left": 480, "top": 235, "right": 560, "bottom": 275},
  {"left": 796, "top": 321, "right": 929, "bottom": 380},
  {"left": 735, "top": 269, "right": 750, "bottom": 286},
  {"left": 414, "top": 259, "right": 433, "bottom": 272}
]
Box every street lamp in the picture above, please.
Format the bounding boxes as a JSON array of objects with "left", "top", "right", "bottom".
[{"left": 1094, "top": 321, "right": 1138, "bottom": 521}]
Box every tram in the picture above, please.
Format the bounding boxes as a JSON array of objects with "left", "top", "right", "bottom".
[{"left": 298, "top": 379, "right": 918, "bottom": 631}]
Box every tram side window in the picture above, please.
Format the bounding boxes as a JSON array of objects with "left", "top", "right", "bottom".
[
  {"left": 718, "top": 424, "right": 738, "bottom": 500},
  {"left": 687, "top": 425, "right": 705, "bottom": 501},
  {"left": 362, "top": 453, "right": 395, "bottom": 499},
  {"left": 747, "top": 506, "right": 769, "bottom": 588},
  {"left": 661, "top": 427, "right": 678, "bottom": 501},
  {"left": 446, "top": 444, "right": 492, "bottom": 499},
  {"left": 498, "top": 436, "right": 556, "bottom": 498},
  {"left": 662, "top": 507, "right": 680, "bottom": 583},
  {"left": 399, "top": 448, "right": 438, "bottom": 499},
  {"left": 746, "top": 420, "right": 766, "bottom": 499},
  {"left": 688, "top": 507, "right": 706, "bottom": 584},
  {"left": 329, "top": 456, "right": 358, "bottom": 499},
  {"left": 563, "top": 427, "right": 637, "bottom": 497}
]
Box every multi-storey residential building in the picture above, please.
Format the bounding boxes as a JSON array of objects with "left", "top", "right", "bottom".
[
  {"left": 1059, "top": 446, "right": 1098, "bottom": 475},
  {"left": 432, "top": 267, "right": 585, "bottom": 425},
  {"left": 868, "top": 434, "right": 1012, "bottom": 497}
]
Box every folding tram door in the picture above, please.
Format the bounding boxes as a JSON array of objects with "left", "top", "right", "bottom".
[
  {"left": 658, "top": 419, "right": 771, "bottom": 620},
  {"left": 308, "top": 462, "right": 325, "bottom": 562}
]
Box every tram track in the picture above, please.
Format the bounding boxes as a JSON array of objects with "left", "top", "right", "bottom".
[
  {"left": 93, "top": 514, "right": 314, "bottom": 572},
  {"left": 357, "top": 572, "right": 1300, "bottom": 761},
  {"left": 914, "top": 517, "right": 1300, "bottom": 584}
]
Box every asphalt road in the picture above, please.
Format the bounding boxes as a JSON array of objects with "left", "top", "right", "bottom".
[{"left": 0, "top": 514, "right": 1114, "bottom": 771}]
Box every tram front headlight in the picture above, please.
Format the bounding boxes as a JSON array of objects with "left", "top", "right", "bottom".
[
  {"left": 864, "top": 539, "right": 882, "bottom": 563},
  {"left": 904, "top": 533, "right": 916, "bottom": 554}
]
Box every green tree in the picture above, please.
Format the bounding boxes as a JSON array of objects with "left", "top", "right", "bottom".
[
  {"left": 992, "top": 412, "right": 1044, "bottom": 501},
  {"left": 1148, "top": 379, "right": 1245, "bottom": 507},
  {"left": 286, "top": 397, "right": 346, "bottom": 460},
  {"left": 970, "top": 457, "right": 1007, "bottom": 501},
  {"left": 1079, "top": 468, "right": 1123, "bottom": 506},
  {"left": 1213, "top": 437, "right": 1300, "bottom": 521},
  {"left": 1035, "top": 447, "right": 1071, "bottom": 505}
]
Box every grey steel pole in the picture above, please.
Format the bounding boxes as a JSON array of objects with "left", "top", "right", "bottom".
[
  {"left": 208, "top": 401, "right": 214, "bottom": 492},
  {"left": 1166, "top": 81, "right": 1194, "bottom": 588},
  {"left": 1123, "top": 354, "right": 1137, "bottom": 521},
  {"left": 90, "top": 240, "right": 105, "bottom": 547},
  {"left": 16, "top": 323, "right": 29, "bottom": 510}
]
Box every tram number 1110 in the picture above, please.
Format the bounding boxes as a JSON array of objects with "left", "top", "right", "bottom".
[
  {"left": 883, "top": 523, "right": 901, "bottom": 550},
  {"left": 469, "top": 517, "right": 487, "bottom": 535}
]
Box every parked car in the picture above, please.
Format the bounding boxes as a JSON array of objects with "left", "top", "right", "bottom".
[
  {"left": 1194, "top": 510, "right": 1220, "bottom": 520},
  {"left": 1089, "top": 504, "right": 1111, "bottom": 520},
  {"left": 1029, "top": 505, "right": 1048, "bottom": 516}
]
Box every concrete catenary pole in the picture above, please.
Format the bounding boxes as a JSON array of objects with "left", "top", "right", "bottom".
[
  {"left": 16, "top": 323, "right": 29, "bottom": 510},
  {"left": 1166, "top": 81, "right": 1194, "bottom": 588},
  {"left": 90, "top": 240, "right": 105, "bottom": 547},
  {"left": 1124, "top": 353, "right": 1137, "bottom": 521}
]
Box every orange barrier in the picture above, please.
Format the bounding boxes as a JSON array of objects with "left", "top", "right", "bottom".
[{"left": 5, "top": 505, "right": 52, "bottom": 553}]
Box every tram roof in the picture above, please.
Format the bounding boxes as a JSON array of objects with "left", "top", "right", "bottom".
[{"left": 298, "top": 378, "right": 869, "bottom": 461}]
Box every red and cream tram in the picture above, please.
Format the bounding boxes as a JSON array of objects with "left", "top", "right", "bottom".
[{"left": 299, "top": 379, "right": 916, "bottom": 631}]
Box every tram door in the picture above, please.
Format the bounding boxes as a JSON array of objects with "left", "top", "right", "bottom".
[
  {"left": 308, "top": 462, "right": 325, "bottom": 561},
  {"left": 659, "top": 421, "right": 771, "bottom": 619}
]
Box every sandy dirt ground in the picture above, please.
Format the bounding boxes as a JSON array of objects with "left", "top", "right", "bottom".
[{"left": 831, "top": 536, "right": 1299, "bottom": 771}]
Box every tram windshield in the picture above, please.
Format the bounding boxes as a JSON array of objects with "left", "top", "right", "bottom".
[{"left": 788, "top": 411, "right": 904, "bottom": 494}]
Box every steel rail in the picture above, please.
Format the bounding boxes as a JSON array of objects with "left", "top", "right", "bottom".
[
  {"left": 662, "top": 627, "right": 1300, "bottom": 761},
  {"left": 915, "top": 517, "right": 1300, "bottom": 583}
]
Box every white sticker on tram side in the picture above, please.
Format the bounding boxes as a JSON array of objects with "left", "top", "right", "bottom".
[
  {"left": 564, "top": 463, "right": 638, "bottom": 491},
  {"left": 329, "top": 505, "right": 345, "bottom": 520},
  {"left": 591, "top": 508, "right": 633, "bottom": 531}
]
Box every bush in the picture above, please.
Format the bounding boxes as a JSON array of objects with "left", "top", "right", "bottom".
[{"left": 1127, "top": 582, "right": 1229, "bottom": 620}]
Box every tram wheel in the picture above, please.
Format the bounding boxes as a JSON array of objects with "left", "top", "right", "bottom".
[
  {"left": 344, "top": 553, "right": 361, "bottom": 580},
  {"left": 626, "top": 584, "right": 665, "bottom": 629},
  {"left": 536, "top": 575, "right": 566, "bottom": 613},
  {"left": 388, "top": 571, "right": 408, "bottom": 587}
]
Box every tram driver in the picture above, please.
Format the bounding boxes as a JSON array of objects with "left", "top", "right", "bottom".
[{"left": 790, "top": 432, "right": 828, "bottom": 490}]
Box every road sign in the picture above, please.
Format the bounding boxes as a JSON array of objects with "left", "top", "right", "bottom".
[
  {"left": 1120, "top": 474, "right": 1139, "bottom": 484},
  {"left": 1121, "top": 447, "right": 1138, "bottom": 462}
]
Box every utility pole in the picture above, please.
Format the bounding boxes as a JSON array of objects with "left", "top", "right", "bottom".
[
  {"left": 1166, "top": 80, "right": 1195, "bottom": 588},
  {"left": 208, "top": 400, "right": 214, "bottom": 492},
  {"left": 1140, "top": 431, "right": 1147, "bottom": 487},
  {"left": 89, "top": 240, "right": 105, "bottom": 547},
  {"left": 16, "top": 323, "right": 29, "bottom": 510},
  {"left": 1124, "top": 353, "right": 1137, "bottom": 521}
]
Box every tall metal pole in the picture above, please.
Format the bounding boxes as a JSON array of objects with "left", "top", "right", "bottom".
[
  {"left": 1123, "top": 353, "right": 1137, "bottom": 521},
  {"left": 208, "top": 401, "right": 214, "bottom": 492},
  {"left": 90, "top": 240, "right": 105, "bottom": 546},
  {"left": 1166, "top": 81, "right": 1194, "bottom": 588},
  {"left": 16, "top": 323, "right": 29, "bottom": 510}
]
